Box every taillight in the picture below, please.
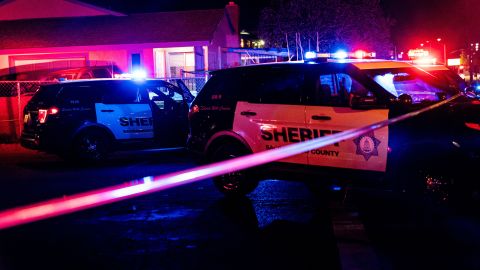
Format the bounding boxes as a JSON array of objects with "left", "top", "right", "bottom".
[
  {"left": 188, "top": 104, "right": 200, "bottom": 119},
  {"left": 465, "top": 122, "right": 480, "bottom": 131},
  {"left": 38, "top": 106, "right": 59, "bottom": 124}
]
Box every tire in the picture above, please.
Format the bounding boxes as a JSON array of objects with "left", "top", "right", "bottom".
[
  {"left": 209, "top": 142, "right": 259, "bottom": 197},
  {"left": 72, "top": 129, "right": 111, "bottom": 163},
  {"left": 392, "top": 162, "right": 458, "bottom": 206}
]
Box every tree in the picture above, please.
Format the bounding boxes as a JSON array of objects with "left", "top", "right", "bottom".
[{"left": 258, "top": 0, "right": 393, "bottom": 59}]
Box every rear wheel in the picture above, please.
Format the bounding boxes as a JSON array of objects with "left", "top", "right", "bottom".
[
  {"left": 210, "top": 142, "right": 259, "bottom": 197},
  {"left": 72, "top": 129, "right": 111, "bottom": 163}
]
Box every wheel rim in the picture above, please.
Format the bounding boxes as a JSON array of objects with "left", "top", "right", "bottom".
[
  {"left": 217, "top": 171, "right": 245, "bottom": 191},
  {"left": 78, "top": 134, "right": 105, "bottom": 160}
]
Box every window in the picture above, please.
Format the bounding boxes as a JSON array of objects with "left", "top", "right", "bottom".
[
  {"left": 370, "top": 69, "right": 445, "bottom": 104},
  {"left": 101, "top": 82, "right": 148, "bottom": 104},
  {"left": 308, "top": 73, "right": 371, "bottom": 107},
  {"left": 197, "top": 73, "right": 242, "bottom": 106},
  {"left": 131, "top": 53, "right": 141, "bottom": 70},
  {"left": 57, "top": 86, "right": 101, "bottom": 106},
  {"left": 92, "top": 69, "right": 112, "bottom": 78},
  {"left": 79, "top": 72, "right": 92, "bottom": 79},
  {"left": 246, "top": 69, "right": 305, "bottom": 105},
  {"left": 146, "top": 84, "right": 184, "bottom": 103}
]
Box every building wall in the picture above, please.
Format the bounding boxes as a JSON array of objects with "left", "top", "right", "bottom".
[
  {"left": 0, "top": 2, "right": 239, "bottom": 74},
  {"left": 89, "top": 50, "right": 128, "bottom": 73},
  {"left": 142, "top": 48, "right": 155, "bottom": 78},
  {"left": 0, "top": 56, "right": 9, "bottom": 76},
  {"left": 0, "top": 0, "right": 121, "bottom": 21},
  {"left": 208, "top": 2, "right": 240, "bottom": 70}
]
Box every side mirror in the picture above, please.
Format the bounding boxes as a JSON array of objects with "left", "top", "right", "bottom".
[
  {"left": 397, "top": 94, "right": 413, "bottom": 105},
  {"left": 464, "top": 86, "right": 478, "bottom": 99}
]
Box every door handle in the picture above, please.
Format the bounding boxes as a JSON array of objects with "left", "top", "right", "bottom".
[
  {"left": 311, "top": 115, "right": 331, "bottom": 121},
  {"left": 100, "top": 109, "right": 115, "bottom": 112},
  {"left": 240, "top": 111, "right": 257, "bottom": 116}
]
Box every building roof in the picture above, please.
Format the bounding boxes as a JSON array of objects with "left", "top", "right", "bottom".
[
  {"left": 0, "top": 9, "right": 225, "bottom": 50},
  {"left": 0, "top": 0, "right": 125, "bottom": 21}
]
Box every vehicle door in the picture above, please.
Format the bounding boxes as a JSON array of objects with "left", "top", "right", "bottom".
[
  {"left": 146, "top": 81, "right": 189, "bottom": 147},
  {"left": 96, "top": 81, "right": 154, "bottom": 140},
  {"left": 305, "top": 71, "right": 389, "bottom": 172},
  {"left": 232, "top": 68, "right": 308, "bottom": 165}
]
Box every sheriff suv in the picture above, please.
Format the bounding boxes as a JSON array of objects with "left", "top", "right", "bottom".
[
  {"left": 21, "top": 79, "right": 192, "bottom": 161},
  {"left": 188, "top": 60, "right": 480, "bottom": 203}
]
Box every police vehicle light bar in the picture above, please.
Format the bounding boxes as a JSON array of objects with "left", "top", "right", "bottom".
[
  {"left": 304, "top": 50, "right": 376, "bottom": 62},
  {"left": 115, "top": 69, "right": 148, "bottom": 80}
]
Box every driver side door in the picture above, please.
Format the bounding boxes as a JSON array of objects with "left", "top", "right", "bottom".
[{"left": 305, "top": 72, "right": 389, "bottom": 172}]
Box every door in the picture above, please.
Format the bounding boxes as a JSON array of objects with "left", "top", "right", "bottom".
[
  {"left": 305, "top": 72, "right": 389, "bottom": 172},
  {"left": 96, "top": 82, "right": 154, "bottom": 140},
  {"left": 232, "top": 68, "right": 308, "bottom": 165},
  {"left": 146, "top": 81, "right": 189, "bottom": 147}
]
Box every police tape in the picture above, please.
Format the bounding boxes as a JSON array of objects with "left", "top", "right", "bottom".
[{"left": 0, "top": 94, "right": 462, "bottom": 230}]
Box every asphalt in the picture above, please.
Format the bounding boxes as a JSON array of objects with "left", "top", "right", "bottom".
[{"left": 1, "top": 144, "right": 480, "bottom": 269}]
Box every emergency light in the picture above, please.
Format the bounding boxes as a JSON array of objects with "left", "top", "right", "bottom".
[{"left": 132, "top": 69, "right": 147, "bottom": 80}]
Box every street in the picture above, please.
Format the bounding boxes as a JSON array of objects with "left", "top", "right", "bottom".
[{"left": 1, "top": 145, "right": 480, "bottom": 269}]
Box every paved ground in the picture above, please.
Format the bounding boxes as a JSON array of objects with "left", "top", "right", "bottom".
[{"left": 0, "top": 145, "right": 480, "bottom": 269}]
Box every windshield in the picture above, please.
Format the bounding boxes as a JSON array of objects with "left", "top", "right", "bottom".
[{"left": 366, "top": 68, "right": 453, "bottom": 104}]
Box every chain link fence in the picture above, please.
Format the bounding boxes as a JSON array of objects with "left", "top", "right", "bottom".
[
  {"left": 165, "top": 77, "right": 209, "bottom": 97},
  {"left": 0, "top": 81, "right": 55, "bottom": 142}
]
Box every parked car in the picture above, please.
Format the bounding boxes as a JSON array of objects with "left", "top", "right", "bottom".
[
  {"left": 188, "top": 60, "right": 480, "bottom": 204},
  {"left": 21, "top": 78, "right": 191, "bottom": 161},
  {"left": 416, "top": 64, "right": 466, "bottom": 91},
  {"left": 43, "top": 65, "right": 123, "bottom": 81}
]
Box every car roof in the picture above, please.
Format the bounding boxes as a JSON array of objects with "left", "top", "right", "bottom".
[
  {"left": 415, "top": 65, "right": 451, "bottom": 71},
  {"left": 210, "top": 60, "right": 416, "bottom": 75},
  {"left": 349, "top": 60, "right": 414, "bottom": 70},
  {"left": 55, "top": 78, "right": 171, "bottom": 85}
]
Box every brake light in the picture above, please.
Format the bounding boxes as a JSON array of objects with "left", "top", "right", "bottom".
[
  {"left": 38, "top": 106, "right": 59, "bottom": 124},
  {"left": 465, "top": 122, "right": 480, "bottom": 131},
  {"left": 188, "top": 104, "right": 200, "bottom": 119}
]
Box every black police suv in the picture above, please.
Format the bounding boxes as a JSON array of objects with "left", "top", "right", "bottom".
[
  {"left": 188, "top": 60, "right": 480, "bottom": 203},
  {"left": 21, "top": 79, "right": 192, "bottom": 161}
]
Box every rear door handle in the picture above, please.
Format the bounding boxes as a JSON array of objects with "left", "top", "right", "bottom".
[
  {"left": 240, "top": 111, "right": 257, "bottom": 116},
  {"left": 311, "top": 115, "right": 331, "bottom": 121},
  {"left": 101, "top": 109, "right": 115, "bottom": 112}
]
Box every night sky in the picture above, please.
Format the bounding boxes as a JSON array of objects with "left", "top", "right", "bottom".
[{"left": 83, "top": 0, "right": 480, "bottom": 52}]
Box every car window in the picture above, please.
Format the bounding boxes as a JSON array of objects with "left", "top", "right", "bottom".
[
  {"left": 246, "top": 69, "right": 305, "bottom": 105},
  {"left": 57, "top": 85, "right": 102, "bottom": 106},
  {"left": 196, "top": 73, "right": 242, "bottom": 107},
  {"left": 79, "top": 72, "right": 92, "bottom": 79},
  {"left": 102, "top": 82, "right": 148, "bottom": 104},
  {"left": 92, "top": 69, "right": 112, "bottom": 78},
  {"left": 307, "top": 73, "right": 371, "bottom": 107},
  {"left": 29, "top": 84, "right": 62, "bottom": 104},
  {"left": 146, "top": 83, "right": 185, "bottom": 103},
  {"left": 311, "top": 74, "right": 336, "bottom": 105},
  {"left": 368, "top": 68, "right": 447, "bottom": 104}
]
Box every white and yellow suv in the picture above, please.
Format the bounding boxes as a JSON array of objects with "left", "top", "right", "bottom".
[{"left": 188, "top": 60, "right": 480, "bottom": 203}]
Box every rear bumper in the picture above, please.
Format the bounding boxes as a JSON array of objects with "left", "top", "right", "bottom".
[
  {"left": 20, "top": 131, "right": 40, "bottom": 150},
  {"left": 20, "top": 128, "right": 64, "bottom": 152}
]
